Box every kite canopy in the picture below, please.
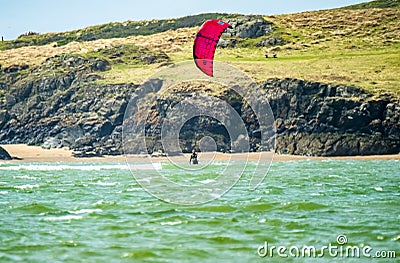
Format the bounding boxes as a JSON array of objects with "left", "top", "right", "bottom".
[{"left": 193, "top": 19, "right": 231, "bottom": 77}]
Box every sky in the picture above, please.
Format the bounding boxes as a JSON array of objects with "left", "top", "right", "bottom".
[{"left": 1, "top": 0, "right": 368, "bottom": 40}]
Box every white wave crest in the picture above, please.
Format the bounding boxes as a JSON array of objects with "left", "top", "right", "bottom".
[
  {"left": 14, "top": 184, "right": 40, "bottom": 190},
  {"left": 69, "top": 208, "right": 103, "bottom": 215},
  {"left": 43, "top": 215, "right": 83, "bottom": 221},
  {"left": 0, "top": 164, "right": 129, "bottom": 171}
]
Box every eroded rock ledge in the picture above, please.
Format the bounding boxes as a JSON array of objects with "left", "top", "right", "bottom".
[{"left": 0, "top": 55, "right": 398, "bottom": 156}]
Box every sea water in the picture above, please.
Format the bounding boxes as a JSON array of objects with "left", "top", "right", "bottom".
[{"left": 0, "top": 160, "right": 399, "bottom": 262}]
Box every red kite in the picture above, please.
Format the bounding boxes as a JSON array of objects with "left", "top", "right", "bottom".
[{"left": 193, "top": 20, "right": 231, "bottom": 77}]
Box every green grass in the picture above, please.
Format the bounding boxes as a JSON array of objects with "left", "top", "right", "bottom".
[
  {"left": 343, "top": 0, "right": 400, "bottom": 9},
  {"left": 1, "top": 4, "right": 399, "bottom": 100},
  {"left": 104, "top": 41, "right": 399, "bottom": 99},
  {"left": 214, "top": 44, "right": 400, "bottom": 98},
  {"left": 84, "top": 44, "right": 169, "bottom": 65},
  {"left": 0, "top": 13, "right": 236, "bottom": 51},
  {"left": 95, "top": 63, "right": 161, "bottom": 84}
]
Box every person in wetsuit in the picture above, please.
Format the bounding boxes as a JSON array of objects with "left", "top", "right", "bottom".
[{"left": 190, "top": 149, "right": 198, "bottom": 164}]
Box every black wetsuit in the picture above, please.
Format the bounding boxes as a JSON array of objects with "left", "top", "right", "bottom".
[{"left": 190, "top": 152, "right": 198, "bottom": 164}]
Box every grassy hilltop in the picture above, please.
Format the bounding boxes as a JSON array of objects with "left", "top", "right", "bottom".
[{"left": 1, "top": 0, "right": 399, "bottom": 98}]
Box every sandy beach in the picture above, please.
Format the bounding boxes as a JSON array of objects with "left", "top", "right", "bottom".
[{"left": 1, "top": 144, "right": 399, "bottom": 163}]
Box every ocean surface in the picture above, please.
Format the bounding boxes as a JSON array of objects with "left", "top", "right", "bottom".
[{"left": 0, "top": 160, "right": 399, "bottom": 262}]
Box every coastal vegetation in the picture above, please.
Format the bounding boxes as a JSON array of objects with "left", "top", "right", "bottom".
[
  {"left": 0, "top": 0, "right": 399, "bottom": 157},
  {"left": 1, "top": 1, "right": 399, "bottom": 98}
]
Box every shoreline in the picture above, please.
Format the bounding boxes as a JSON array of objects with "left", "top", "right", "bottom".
[{"left": 1, "top": 144, "right": 400, "bottom": 163}]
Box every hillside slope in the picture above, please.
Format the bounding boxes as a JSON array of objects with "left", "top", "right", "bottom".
[
  {"left": 0, "top": 13, "right": 231, "bottom": 51},
  {"left": 0, "top": 2, "right": 399, "bottom": 157},
  {"left": 1, "top": 6, "right": 399, "bottom": 97},
  {"left": 254, "top": 6, "right": 400, "bottom": 97},
  {"left": 343, "top": 0, "right": 400, "bottom": 9}
]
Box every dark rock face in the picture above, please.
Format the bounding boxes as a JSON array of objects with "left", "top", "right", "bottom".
[
  {"left": 256, "top": 37, "right": 284, "bottom": 47},
  {"left": 0, "top": 54, "right": 136, "bottom": 157},
  {"left": 0, "top": 80, "right": 136, "bottom": 156},
  {"left": 139, "top": 83, "right": 263, "bottom": 154},
  {"left": 0, "top": 146, "right": 12, "bottom": 160},
  {"left": 0, "top": 53, "right": 399, "bottom": 157},
  {"left": 2, "top": 64, "right": 29, "bottom": 74},
  {"left": 224, "top": 16, "right": 273, "bottom": 39},
  {"left": 262, "top": 78, "right": 400, "bottom": 156},
  {"left": 217, "top": 16, "right": 273, "bottom": 48}
]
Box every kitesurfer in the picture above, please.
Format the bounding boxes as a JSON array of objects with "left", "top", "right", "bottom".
[{"left": 190, "top": 149, "right": 198, "bottom": 164}]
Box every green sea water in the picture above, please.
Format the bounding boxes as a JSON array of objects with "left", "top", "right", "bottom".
[{"left": 0, "top": 160, "right": 399, "bottom": 262}]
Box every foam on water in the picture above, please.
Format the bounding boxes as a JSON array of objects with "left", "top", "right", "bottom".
[
  {"left": 199, "top": 179, "right": 216, "bottom": 184},
  {"left": 13, "top": 184, "right": 40, "bottom": 190},
  {"left": 12, "top": 175, "right": 37, "bottom": 180},
  {"left": 129, "top": 163, "right": 162, "bottom": 170},
  {"left": 0, "top": 163, "right": 165, "bottom": 171},
  {"left": 68, "top": 209, "right": 103, "bottom": 215},
  {"left": 92, "top": 181, "right": 118, "bottom": 186},
  {"left": 160, "top": 220, "right": 183, "bottom": 226},
  {"left": 42, "top": 215, "right": 83, "bottom": 221},
  {"left": 0, "top": 164, "right": 129, "bottom": 171}
]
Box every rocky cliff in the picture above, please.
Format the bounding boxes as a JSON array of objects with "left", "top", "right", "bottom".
[
  {"left": 0, "top": 146, "right": 12, "bottom": 160},
  {"left": 0, "top": 54, "right": 138, "bottom": 157},
  {"left": 263, "top": 78, "right": 400, "bottom": 156},
  {"left": 0, "top": 54, "right": 399, "bottom": 157}
]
